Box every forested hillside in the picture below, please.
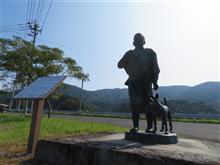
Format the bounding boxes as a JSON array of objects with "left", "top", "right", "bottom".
[{"left": 0, "top": 81, "right": 219, "bottom": 114}]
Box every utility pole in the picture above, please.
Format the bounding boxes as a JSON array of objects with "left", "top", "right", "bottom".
[
  {"left": 28, "top": 20, "right": 41, "bottom": 46},
  {"left": 24, "top": 20, "right": 42, "bottom": 115}
]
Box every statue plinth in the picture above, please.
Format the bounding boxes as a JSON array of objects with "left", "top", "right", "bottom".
[{"left": 125, "top": 131, "right": 178, "bottom": 144}]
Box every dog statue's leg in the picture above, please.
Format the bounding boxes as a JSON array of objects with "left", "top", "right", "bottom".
[
  {"left": 164, "top": 114, "right": 168, "bottom": 134},
  {"left": 152, "top": 114, "right": 157, "bottom": 133},
  {"left": 160, "top": 118, "right": 164, "bottom": 132},
  {"left": 168, "top": 111, "right": 174, "bottom": 133}
]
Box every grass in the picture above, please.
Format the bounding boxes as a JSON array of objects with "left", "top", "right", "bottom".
[
  {"left": 0, "top": 113, "right": 127, "bottom": 165},
  {"left": 0, "top": 113, "right": 219, "bottom": 164},
  {"left": 173, "top": 118, "right": 220, "bottom": 124},
  {"left": 0, "top": 113, "right": 126, "bottom": 143}
]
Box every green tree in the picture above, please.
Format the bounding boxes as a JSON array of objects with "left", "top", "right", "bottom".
[{"left": 0, "top": 36, "right": 89, "bottom": 88}]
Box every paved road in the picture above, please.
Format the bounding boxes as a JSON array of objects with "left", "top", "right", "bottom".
[{"left": 52, "top": 114, "right": 220, "bottom": 142}]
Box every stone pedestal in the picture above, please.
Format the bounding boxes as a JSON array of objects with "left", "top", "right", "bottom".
[
  {"left": 34, "top": 134, "right": 220, "bottom": 165},
  {"left": 125, "top": 131, "right": 178, "bottom": 144}
]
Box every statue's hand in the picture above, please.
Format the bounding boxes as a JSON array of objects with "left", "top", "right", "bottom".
[{"left": 153, "top": 83, "right": 159, "bottom": 90}]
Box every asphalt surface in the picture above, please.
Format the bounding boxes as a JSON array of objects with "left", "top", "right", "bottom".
[{"left": 52, "top": 114, "right": 220, "bottom": 142}]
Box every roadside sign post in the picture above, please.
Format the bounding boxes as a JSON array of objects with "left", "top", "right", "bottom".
[
  {"left": 27, "top": 99, "right": 45, "bottom": 154},
  {"left": 13, "top": 76, "right": 66, "bottom": 155}
]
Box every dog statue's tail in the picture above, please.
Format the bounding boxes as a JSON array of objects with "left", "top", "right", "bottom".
[{"left": 163, "top": 97, "right": 168, "bottom": 106}]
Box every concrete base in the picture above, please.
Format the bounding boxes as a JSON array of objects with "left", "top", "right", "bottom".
[
  {"left": 125, "top": 131, "right": 178, "bottom": 144},
  {"left": 34, "top": 134, "right": 220, "bottom": 165}
]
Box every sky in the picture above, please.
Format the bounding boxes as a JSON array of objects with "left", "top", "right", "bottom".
[{"left": 0, "top": 0, "right": 219, "bottom": 90}]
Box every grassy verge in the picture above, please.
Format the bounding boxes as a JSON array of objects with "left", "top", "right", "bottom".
[
  {"left": 0, "top": 113, "right": 126, "bottom": 165},
  {"left": 172, "top": 118, "right": 220, "bottom": 124},
  {"left": 0, "top": 113, "right": 126, "bottom": 143},
  {"left": 10, "top": 111, "right": 220, "bottom": 124}
]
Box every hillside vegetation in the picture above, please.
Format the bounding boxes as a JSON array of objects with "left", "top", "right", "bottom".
[
  {"left": 58, "top": 81, "right": 220, "bottom": 114},
  {"left": 0, "top": 81, "right": 219, "bottom": 114}
]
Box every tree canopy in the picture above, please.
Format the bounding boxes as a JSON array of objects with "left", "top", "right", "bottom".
[{"left": 0, "top": 36, "right": 89, "bottom": 89}]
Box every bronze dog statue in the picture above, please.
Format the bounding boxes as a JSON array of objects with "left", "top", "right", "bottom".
[{"left": 149, "top": 93, "right": 174, "bottom": 134}]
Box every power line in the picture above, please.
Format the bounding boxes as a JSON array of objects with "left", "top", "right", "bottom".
[
  {"left": 0, "top": 23, "right": 27, "bottom": 29},
  {"left": 31, "top": 0, "right": 36, "bottom": 22},
  {"left": 24, "top": 0, "right": 30, "bottom": 39},
  {"left": 0, "top": 28, "right": 26, "bottom": 32},
  {"left": 38, "top": 37, "right": 75, "bottom": 52},
  {"left": 0, "top": 27, "right": 27, "bottom": 33},
  {"left": 0, "top": 24, "right": 27, "bottom": 29},
  {"left": 41, "top": 0, "right": 53, "bottom": 31},
  {"left": 36, "top": 0, "right": 42, "bottom": 23},
  {"left": 28, "top": 0, "right": 33, "bottom": 23},
  {"left": 37, "top": 0, "right": 46, "bottom": 24},
  {"left": 0, "top": 21, "right": 28, "bottom": 37},
  {"left": 1, "top": 28, "right": 26, "bottom": 33},
  {"left": 17, "top": 0, "right": 54, "bottom": 45},
  {"left": 1, "top": 27, "right": 26, "bottom": 31},
  {"left": 0, "top": 26, "right": 26, "bottom": 30}
]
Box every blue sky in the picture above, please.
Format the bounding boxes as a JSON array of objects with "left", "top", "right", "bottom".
[{"left": 1, "top": 0, "right": 219, "bottom": 90}]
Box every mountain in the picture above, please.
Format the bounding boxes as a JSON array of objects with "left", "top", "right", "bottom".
[
  {"left": 156, "top": 85, "right": 190, "bottom": 99},
  {"left": 57, "top": 81, "right": 220, "bottom": 113},
  {"left": 1, "top": 81, "right": 218, "bottom": 114},
  {"left": 58, "top": 85, "right": 128, "bottom": 111},
  {"left": 177, "top": 82, "right": 220, "bottom": 106}
]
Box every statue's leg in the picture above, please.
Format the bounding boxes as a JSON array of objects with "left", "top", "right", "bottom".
[
  {"left": 128, "top": 103, "right": 139, "bottom": 133},
  {"left": 128, "top": 85, "right": 139, "bottom": 132},
  {"left": 131, "top": 105, "right": 139, "bottom": 130},
  {"left": 145, "top": 106, "right": 153, "bottom": 132},
  {"left": 132, "top": 110, "right": 139, "bottom": 129},
  {"left": 145, "top": 82, "right": 153, "bottom": 132},
  {"left": 144, "top": 90, "right": 153, "bottom": 132}
]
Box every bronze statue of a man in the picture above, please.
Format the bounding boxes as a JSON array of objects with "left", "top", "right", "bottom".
[{"left": 118, "top": 33, "right": 160, "bottom": 132}]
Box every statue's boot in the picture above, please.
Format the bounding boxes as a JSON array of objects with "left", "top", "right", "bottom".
[
  {"left": 131, "top": 110, "right": 139, "bottom": 133},
  {"left": 130, "top": 127, "right": 138, "bottom": 133}
]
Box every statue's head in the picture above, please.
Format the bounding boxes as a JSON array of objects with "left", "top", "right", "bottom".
[{"left": 133, "top": 33, "right": 145, "bottom": 47}]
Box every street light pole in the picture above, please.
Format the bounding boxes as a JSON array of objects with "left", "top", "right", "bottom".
[{"left": 79, "top": 79, "right": 84, "bottom": 112}]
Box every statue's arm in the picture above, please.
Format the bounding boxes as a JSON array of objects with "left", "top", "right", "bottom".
[
  {"left": 117, "top": 57, "right": 125, "bottom": 68},
  {"left": 151, "top": 50, "right": 160, "bottom": 84},
  {"left": 117, "top": 51, "right": 130, "bottom": 69}
]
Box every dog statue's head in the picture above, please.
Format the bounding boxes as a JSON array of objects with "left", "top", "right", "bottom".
[
  {"left": 149, "top": 93, "right": 159, "bottom": 107},
  {"left": 149, "top": 93, "right": 168, "bottom": 108}
]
